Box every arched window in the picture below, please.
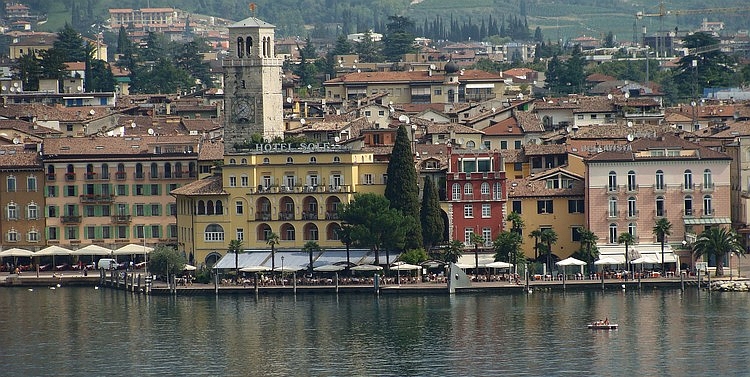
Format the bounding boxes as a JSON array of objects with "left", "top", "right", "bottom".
[
  {"left": 101, "top": 163, "right": 109, "bottom": 179},
  {"left": 684, "top": 195, "right": 693, "bottom": 216},
  {"left": 480, "top": 182, "right": 490, "bottom": 196},
  {"left": 627, "top": 170, "right": 636, "bottom": 191},
  {"left": 237, "top": 37, "right": 244, "bottom": 58},
  {"left": 241, "top": 158, "right": 247, "bottom": 164},
  {"left": 204, "top": 224, "right": 224, "bottom": 241},
  {"left": 627, "top": 196, "right": 636, "bottom": 217},
  {"left": 86, "top": 164, "right": 94, "bottom": 179},
  {"left": 310, "top": 157, "right": 317, "bottom": 164},
  {"left": 304, "top": 223, "right": 319, "bottom": 240},
  {"left": 684, "top": 169, "right": 693, "bottom": 190},
  {"left": 164, "top": 163, "right": 172, "bottom": 179},
  {"left": 609, "top": 223, "right": 618, "bottom": 243},
  {"left": 286, "top": 157, "right": 293, "bottom": 164},
  {"left": 263, "top": 158, "right": 270, "bottom": 164},
  {"left": 703, "top": 169, "right": 713, "bottom": 190},
  {"left": 281, "top": 223, "right": 295, "bottom": 240},
  {"left": 655, "top": 170, "right": 664, "bottom": 190},
  {"left": 493, "top": 182, "right": 502, "bottom": 200},
  {"left": 464, "top": 183, "right": 473, "bottom": 195},
  {"left": 246, "top": 36, "right": 253, "bottom": 56},
  {"left": 703, "top": 195, "right": 713, "bottom": 216},
  {"left": 229, "top": 158, "right": 236, "bottom": 164},
  {"left": 628, "top": 223, "right": 636, "bottom": 237},
  {"left": 656, "top": 196, "right": 665, "bottom": 217},
  {"left": 206, "top": 200, "right": 215, "bottom": 215},
  {"left": 135, "top": 163, "right": 143, "bottom": 179},
  {"left": 333, "top": 156, "right": 341, "bottom": 163},
  {"left": 452, "top": 183, "right": 461, "bottom": 200},
  {"left": 215, "top": 200, "right": 223, "bottom": 215},
  {"left": 150, "top": 163, "right": 159, "bottom": 179},
  {"left": 608, "top": 171, "right": 617, "bottom": 191},
  {"left": 466, "top": 140, "right": 476, "bottom": 149},
  {"left": 197, "top": 200, "right": 206, "bottom": 215},
  {"left": 6, "top": 175, "right": 16, "bottom": 192},
  {"left": 608, "top": 197, "right": 618, "bottom": 217}
]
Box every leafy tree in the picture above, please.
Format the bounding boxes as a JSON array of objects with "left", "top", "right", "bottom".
[
  {"left": 617, "top": 232, "right": 634, "bottom": 276},
  {"left": 382, "top": 15, "right": 416, "bottom": 62},
  {"left": 692, "top": 227, "right": 743, "bottom": 277},
  {"left": 507, "top": 211, "right": 524, "bottom": 235},
  {"left": 385, "top": 125, "right": 422, "bottom": 249},
  {"left": 38, "top": 48, "right": 66, "bottom": 82},
  {"left": 302, "top": 241, "right": 322, "bottom": 274},
  {"left": 493, "top": 231, "right": 522, "bottom": 264},
  {"left": 53, "top": 23, "right": 88, "bottom": 62},
  {"left": 652, "top": 218, "right": 673, "bottom": 272},
  {"left": 420, "top": 176, "right": 444, "bottom": 251},
  {"left": 443, "top": 240, "right": 464, "bottom": 264},
  {"left": 176, "top": 40, "right": 213, "bottom": 89},
  {"left": 354, "top": 31, "right": 382, "bottom": 63},
  {"left": 227, "top": 239, "right": 243, "bottom": 281},
  {"left": 267, "top": 232, "right": 280, "bottom": 271},
  {"left": 529, "top": 229, "right": 543, "bottom": 260},
  {"left": 335, "top": 224, "right": 355, "bottom": 270},
  {"left": 131, "top": 57, "right": 193, "bottom": 94},
  {"left": 148, "top": 245, "right": 186, "bottom": 279},
  {"left": 540, "top": 229, "right": 558, "bottom": 274},
  {"left": 399, "top": 248, "right": 428, "bottom": 265},
  {"left": 13, "top": 52, "right": 41, "bottom": 91},
  {"left": 339, "top": 193, "right": 407, "bottom": 265},
  {"left": 603, "top": 31, "right": 616, "bottom": 48},
  {"left": 533, "top": 26, "right": 543, "bottom": 43},
  {"left": 331, "top": 34, "right": 353, "bottom": 56},
  {"left": 87, "top": 59, "right": 115, "bottom": 92},
  {"left": 470, "top": 233, "right": 484, "bottom": 280},
  {"left": 672, "top": 32, "right": 736, "bottom": 102},
  {"left": 578, "top": 227, "right": 599, "bottom": 273}
]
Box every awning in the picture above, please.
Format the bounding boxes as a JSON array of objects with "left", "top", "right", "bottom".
[
  {"left": 683, "top": 217, "right": 731, "bottom": 225},
  {"left": 456, "top": 254, "right": 496, "bottom": 269},
  {"left": 596, "top": 243, "right": 679, "bottom": 264},
  {"left": 465, "top": 83, "right": 495, "bottom": 89}
]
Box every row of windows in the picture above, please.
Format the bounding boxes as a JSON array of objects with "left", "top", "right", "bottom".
[
  {"left": 204, "top": 223, "right": 342, "bottom": 243},
  {"left": 5, "top": 175, "right": 38, "bottom": 192},
  {"left": 5, "top": 202, "right": 40, "bottom": 220},
  {"left": 231, "top": 174, "right": 348, "bottom": 189},
  {"left": 608, "top": 195, "right": 713, "bottom": 217},
  {"left": 49, "top": 162, "right": 195, "bottom": 178},
  {"left": 463, "top": 203, "right": 493, "bottom": 218},
  {"left": 608, "top": 169, "right": 713, "bottom": 191},
  {"left": 46, "top": 183, "right": 179, "bottom": 197},
  {"left": 228, "top": 156, "right": 344, "bottom": 165},
  {"left": 509, "top": 200, "right": 585, "bottom": 215},
  {"left": 5, "top": 229, "right": 41, "bottom": 243},
  {"left": 451, "top": 182, "right": 503, "bottom": 200},
  {"left": 47, "top": 224, "right": 177, "bottom": 241},
  {"left": 45, "top": 203, "right": 176, "bottom": 218}
]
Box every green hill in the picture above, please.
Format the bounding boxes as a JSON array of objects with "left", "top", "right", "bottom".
[{"left": 30, "top": 0, "right": 750, "bottom": 43}]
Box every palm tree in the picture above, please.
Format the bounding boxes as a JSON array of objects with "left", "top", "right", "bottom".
[
  {"left": 579, "top": 227, "right": 599, "bottom": 274},
  {"left": 692, "top": 227, "right": 743, "bottom": 276},
  {"left": 266, "top": 231, "right": 280, "bottom": 271},
  {"left": 227, "top": 239, "right": 243, "bottom": 282},
  {"left": 617, "top": 232, "right": 635, "bottom": 278},
  {"left": 335, "top": 224, "right": 354, "bottom": 273},
  {"left": 540, "top": 229, "right": 558, "bottom": 275},
  {"left": 529, "top": 229, "right": 543, "bottom": 260},
  {"left": 652, "top": 218, "right": 673, "bottom": 273},
  {"left": 507, "top": 211, "right": 525, "bottom": 234},
  {"left": 444, "top": 240, "right": 464, "bottom": 264},
  {"left": 302, "top": 241, "right": 322, "bottom": 274},
  {"left": 470, "top": 233, "right": 484, "bottom": 280}
]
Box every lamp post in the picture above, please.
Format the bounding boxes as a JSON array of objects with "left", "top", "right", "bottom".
[
  {"left": 281, "top": 256, "right": 285, "bottom": 286},
  {"left": 143, "top": 238, "right": 148, "bottom": 277}
]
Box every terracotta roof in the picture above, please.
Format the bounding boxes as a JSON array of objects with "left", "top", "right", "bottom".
[
  {"left": 325, "top": 69, "right": 503, "bottom": 85},
  {"left": 515, "top": 111, "right": 544, "bottom": 133},
  {"left": 500, "top": 148, "right": 525, "bottom": 163},
  {"left": 181, "top": 118, "right": 222, "bottom": 132},
  {"left": 393, "top": 103, "right": 446, "bottom": 114},
  {"left": 695, "top": 120, "right": 750, "bottom": 139},
  {"left": 507, "top": 177, "right": 584, "bottom": 198},
  {"left": 415, "top": 143, "right": 449, "bottom": 170},
  {"left": 586, "top": 73, "right": 616, "bottom": 83},
  {"left": 424, "top": 123, "right": 483, "bottom": 135},
  {"left": 198, "top": 139, "right": 224, "bottom": 161},
  {"left": 523, "top": 144, "right": 567, "bottom": 156},
  {"left": 569, "top": 123, "right": 678, "bottom": 140},
  {"left": 586, "top": 133, "right": 730, "bottom": 162},
  {"left": 64, "top": 62, "right": 86, "bottom": 71},
  {"left": 0, "top": 145, "right": 41, "bottom": 169},
  {"left": 482, "top": 117, "right": 523, "bottom": 136},
  {"left": 42, "top": 135, "right": 201, "bottom": 156}
]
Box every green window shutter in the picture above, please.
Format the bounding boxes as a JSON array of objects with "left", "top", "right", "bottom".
[
  {"left": 74, "top": 186, "right": 79, "bottom": 196},
  {"left": 94, "top": 206, "right": 103, "bottom": 217}
]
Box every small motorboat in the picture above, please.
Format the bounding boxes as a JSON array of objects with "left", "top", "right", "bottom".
[{"left": 588, "top": 322, "right": 618, "bottom": 330}]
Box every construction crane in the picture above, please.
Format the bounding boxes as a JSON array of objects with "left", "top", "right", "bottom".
[{"left": 634, "top": 2, "right": 750, "bottom": 56}]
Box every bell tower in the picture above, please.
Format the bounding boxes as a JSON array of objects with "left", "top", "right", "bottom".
[{"left": 223, "top": 16, "right": 283, "bottom": 154}]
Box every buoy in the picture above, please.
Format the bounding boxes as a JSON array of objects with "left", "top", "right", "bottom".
[
  {"left": 56, "top": 283, "right": 61, "bottom": 288},
  {"left": 27, "top": 288, "right": 34, "bottom": 292},
  {"left": 94, "top": 286, "right": 99, "bottom": 290},
  {"left": 49, "top": 286, "right": 56, "bottom": 290},
  {"left": 621, "top": 284, "right": 626, "bottom": 289}
]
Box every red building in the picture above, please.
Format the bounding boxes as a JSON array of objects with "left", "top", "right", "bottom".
[{"left": 446, "top": 147, "right": 507, "bottom": 246}]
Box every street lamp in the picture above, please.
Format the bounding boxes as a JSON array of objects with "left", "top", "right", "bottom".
[{"left": 281, "top": 256, "right": 285, "bottom": 286}]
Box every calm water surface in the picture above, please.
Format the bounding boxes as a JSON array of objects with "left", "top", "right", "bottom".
[{"left": 1, "top": 287, "right": 749, "bottom": 376}]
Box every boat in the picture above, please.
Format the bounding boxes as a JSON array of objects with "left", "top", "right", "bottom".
[{"left": 588, "top": 322, "right": 618, "bottom": 330}]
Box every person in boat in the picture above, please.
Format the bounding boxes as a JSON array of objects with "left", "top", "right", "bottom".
[{"left": 604, "top": 317, "right": 610, "bottom": 325}]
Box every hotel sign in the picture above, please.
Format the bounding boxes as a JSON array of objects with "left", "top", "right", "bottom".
[{"left": 254, "top": 143, "right": 349, "bottom": 151}]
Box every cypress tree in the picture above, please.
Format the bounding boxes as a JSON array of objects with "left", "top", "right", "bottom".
[
  {"left": 420, "top": 176, "right": 444, "bottom": 251},
  {"left": 385, "top": 125, "right": 422, "bottom": 248}
]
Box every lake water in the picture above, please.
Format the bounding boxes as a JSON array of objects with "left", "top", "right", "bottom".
[{"left": 1, "top": 287, "right": 749, "bottom": 376}]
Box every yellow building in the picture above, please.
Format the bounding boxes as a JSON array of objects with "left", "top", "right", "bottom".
[
  {"left": 172, "top": 143, "right": 388, "bottom": 266},
  {"left": 507, "top": 168, "right": 586, "bottom": 262}
]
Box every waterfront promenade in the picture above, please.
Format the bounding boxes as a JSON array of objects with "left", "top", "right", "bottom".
[{"left": 1, "top": 269, "right": 719, "bottom": 295}]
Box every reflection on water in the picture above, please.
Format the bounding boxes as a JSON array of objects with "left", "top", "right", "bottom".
[{"left": 1, "top": 288, "right": 749, "bottom": 376}]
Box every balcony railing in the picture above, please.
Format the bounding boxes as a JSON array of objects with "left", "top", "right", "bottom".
[
  {"left": 46, "top": 173, "right": 56, "bottom": 181},
  {"left": 85, "top": 172, "right": 97, "bottom": 180},
  {"left": 655, "top": 209, "right": 667, "bottom": 218},
  {"left": 80, "top": 194, "right": 115, "bottom": 203},
  {"left": 701, "top": 183, "right": 715, "bottom": 193},
  {"left": 115, "top": 171, "right": 127, "bottom": 180},
  {"left": 61, "top": 215, "right": 82, "bottom": 224},
  {"left": 683, "top": 209, "right": 694, "bottom": 218},
  {"left": 249, "top": 185, "right": 352, "bottom": 195},
  {"left": 65, "top": 173, "right": 76, "bottom": 181},
  {"left": 278, "top": 212, "right": 295, "bottom": 221},
  {"left": 607, "top": 210, "right": 619, "bottom": 219},
  {"left": 302, "top": 211, "right": 318, "bottom": 220},
  {"left": 682, "top": 183, "right": 696, "bottom": 193},
  {"left": 626, "top": 210, "right": 639, "bottom": 219},
  {"left": 702, "top": 208, "right": 715, "bottom": 217},
  {"left": 134, "top": 172, "right": 145, "bottom": 180},
  {"left": 653, "top": 184, "right": 666, "bottom": 193},
  {"left": 112, "top": 215, "right": 131, "bottom": 223},
  {"left": 255, "top": 212, "right": 271, "bottom": 221}
]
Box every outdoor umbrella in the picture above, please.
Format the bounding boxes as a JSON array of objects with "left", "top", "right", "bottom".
[
  {"left": 556, "top": 257, "right": 587, "bottom": 288},
  {"left": 183, "top": 264, "right": 197, "bottom": 271},
  {"left": 0, "top": 248, "right": 33, "bottom": 272},
  {"left": 36, "top": 246, "right": 73, "bottom": 276},
  {"left": 486, "top": 261, "right": 513, "bottom": 269},
  {"left": 239, "top": 266, "right": 272, "bottom": 273},
  {"left": 350, "top": 264, "right": 383, "bottom": 271},
  {"left": 313, "top": 264, "right": 346, "bottom": 272}
]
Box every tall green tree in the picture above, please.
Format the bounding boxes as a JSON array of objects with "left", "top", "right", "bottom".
[
  {"left": 87, "top": 59, "right": 115, "bottom": 92},
  {"left": 335, "top": 224, "right": 355, "bottom": 270},
  {"left": 652, "top": 218, "right": 673, "bottom": 272},
  {"left": 227, "top": 239, "right": 243, "bottom": 281},
  {"left": 493, "top": 231, "right": 522, "bottom": 265},
  {"left": 176, "top": 40, "right": 213, "bottom": 89},
  {"left": 617, "top": 232, "right": 635, "bottom": 276},
  {"left": 385, "top": 125, "right": 422, "bottom": 249},
  {"left": 692, "top": 227, "right": 743, "bottom": 277},
  {"left": 540, "top": 229, "right": 558, "bottom": 274},
  {"left": 382, "top": 15, "right": 416, "bottom": 62},
  {"left": 38, "top": 48, "right": 66, "bottom": 82},
  {"left": 354, "top": 31, "right": 382, "bottom": 63},
  {"left": 420, "top": 176, "right": 444, "bottom": 251},
  {"left": 579, "top": 227, "right": 599, "bottom": 274},
  {"left": 339, "top": 193, "right": 407, "bottom": 265},
  {"left": 529, "top": 229, "right": 543, "bottom": 260},
  {"left": 672, "top": 32, "right": 736, "bottom": 102},
  {"left": 148, "top": 245, "right": 186, "bottom": 279},
  {"left": 53, "top": 23, "right": 88, "bottom": 62},
  {"left": 507, "top": 211, "right": 524, "bottom": 235},
  {"left": 302, "top": 241, "right": 322, "bottom": 274},
  {"left": 443, "top": 240, "right": 464, "bottom": 264},
  {"left": 13, "top": 52, "right": 41, "bottom": 91},
  {"left": 267, "top": 232, "right": 280, "bottom": 271}
]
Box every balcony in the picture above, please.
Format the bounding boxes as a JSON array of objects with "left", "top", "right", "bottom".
[
  {"left": 85, "top": 172, "right": 97, "bottom": 181},
  {"left": 80, "top": 194, "right": 115, "bottom": 203},
  {"left": 625, "top": 185, "right": 639, "bottom": 194},
  {"left": 655, "top": 209, "right": 667, "bottom": 218},
  {"left": 115, "top": 171, "right": 127, "bottom": 180},
  {"left": 325, "top": 211, "right": 340, "bottom": 220},
  {"left": 302, "top": 211, "right": 318, "bottom": 220},
  {"left": 702, "top": 208, "right": 715, "bottom": 217},
  {"left": 278, "top": 212, "right": 295, "bottom": 221},
  {"left": 134, "top": 172, "right": 145, "bottom": 180},
  {"left": 683, "top": 209, "right": 694, "bottom": 218},
  {"left": 65, "top": 173, "right": 76, "bottom": 181},
  {"left": 653, "top": 184, "right": 665, "bottom": 194},
  {"left": 249, "top": 185, "right": 352, "bottom": 195},
  {"left": 626, "top": 210, "right": 639, "bottom": 219},
  {"left": 255, "top": 212, "right": 271, "bottom": 221},
  {"left": 682, "top": 183, "right": 696, "bottom": 193},
  {"left": 701, "top": 183, "right": 715, "bottom": 193},
  {"left": 61, "top": 215, "right": 82, "bottom": 224},
  {"left": 112, "top": 215, "right": 131, "bottom": 223},
  {"left": 607, "top": 210, "right": 619, "bottom": 220},
  {"left": 46, "top": 173, "right": 56, "bottom": 181},
  {"left": 606, "top": 185, "right": 619, "bottom": 194}
]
